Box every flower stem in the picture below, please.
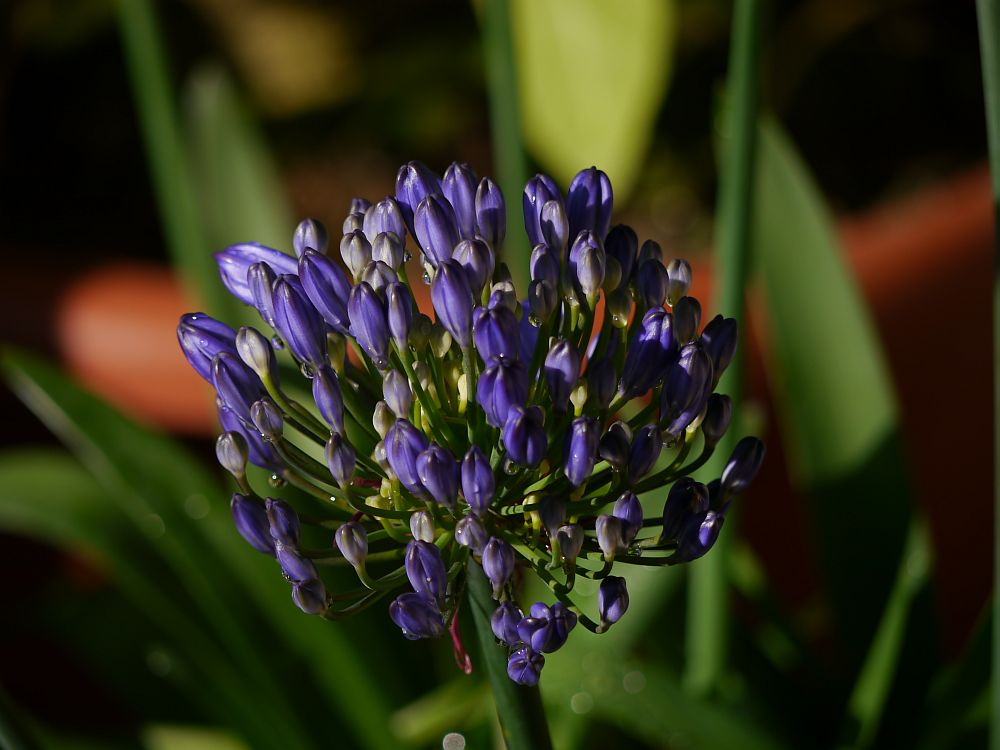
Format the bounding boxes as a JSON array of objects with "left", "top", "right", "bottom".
[
  {"left": 684, "top": 0, "right": 761, "bottom": 697},
  {"left": 465, "top": 562, "right": 553, "bottom": 750}
]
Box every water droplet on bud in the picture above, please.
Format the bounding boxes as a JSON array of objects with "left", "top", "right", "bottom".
[
  {"left": 268, "top": 474, "right": 286, "bottom": 488},
  {"left": 271, "top": 335, "right": 285, "bottom": 350}
]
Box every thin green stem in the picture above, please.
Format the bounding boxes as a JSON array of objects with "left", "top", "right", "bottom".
[
  {"left": 685, "top": 0, "right": 761, "bottom": 697},
  {"left": 466, "top": 562, "right": 553, "bottom": 750},
  {"left": 975, "top": 2, "right": 1000, "bottom": 747},
  {"left": 481, "top": 0, "right": 530, "bottom": 293}
]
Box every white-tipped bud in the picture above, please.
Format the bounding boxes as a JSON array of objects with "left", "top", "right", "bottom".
[
  {"left": 216, "top": 431, "right": 248, "bottom": 478},
  {"left": 236, "top": 326, "right": 278, "bottom": 383},
  {"left": 409, "top": 510, "right": 435, "bottom": 543},
  {"left": 429, "top": 324, "right": 453, "bottom": 358},
  {"left": 556, "top": 524, "right": 585, "bottom": 564},
  {"left": 373, "top": 401, "right": 396, "bottom": 439},
  {"left": 665, "top": 258, "right": 692, "bottom": 306}
]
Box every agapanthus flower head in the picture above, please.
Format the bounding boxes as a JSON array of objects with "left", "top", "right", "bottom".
[{"left": 179, "top": 160, "right": 763, "bottom": 685}]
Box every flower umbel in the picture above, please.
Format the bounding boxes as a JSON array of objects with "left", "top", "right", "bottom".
[{"left": 179, "top": 161, "right": 764, "bottom": 684}]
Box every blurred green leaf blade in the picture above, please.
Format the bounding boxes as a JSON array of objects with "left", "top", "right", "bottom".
[{"left": 511, "top": 0, "right": 675, "bottom": 199}]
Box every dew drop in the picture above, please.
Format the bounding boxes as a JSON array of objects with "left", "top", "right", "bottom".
[
  {"left": 403, "top": 250, "right": 413, "bottom": 262},
  {"left": 300, "top": 361, "right": 316, "bottom": 379},
  {"left": 503, "top": 458, "right": 519, "bottom": 475},
  {"left": 422, "top": 270, "right": 432, "bottom": 285},
  {"left": 271, "top": 335, "right": 285, "bottom": 350},
  {"left": 269, "top": 474, "right": 286, "bottom": 488},
  {"left": 529, "top": 314, "right": 542, "bottom": 327}
]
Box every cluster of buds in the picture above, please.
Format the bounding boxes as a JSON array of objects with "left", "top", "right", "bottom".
[{"left": 178, "top": 161, "right": 764, "bottom": 686}]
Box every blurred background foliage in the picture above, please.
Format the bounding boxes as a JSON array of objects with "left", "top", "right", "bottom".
[{"left": 0, "top": 0, "right": 992, "bottom": 748}]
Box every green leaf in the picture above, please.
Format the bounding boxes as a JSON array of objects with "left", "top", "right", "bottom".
[
  {"left": 1, "top": 351, "right": 397, "bottom": 750},
  {"left": 510, "top": 0, "right": 676, "bottom": 199},
  {"left": 115, "top": 0, "right": 239, "bottom": 321},
  {"left": 141, "top": 725, "right": 249, "bottom": 750},
  {"left": 753, "top": 120, "right": 936, "bottom": 744},
  {"left": 185, "top": 64, "right": 294, "bottom": 257},
  {"left": 753, "top": 120, "right": 898, "bottom": 487}
]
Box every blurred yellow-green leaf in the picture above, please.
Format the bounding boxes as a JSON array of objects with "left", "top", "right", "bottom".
[{"left": 511, "top": 0, "right": 675, "bottom": 199}]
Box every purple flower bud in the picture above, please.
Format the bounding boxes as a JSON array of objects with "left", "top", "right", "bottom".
[
  {"left": 230, "top": 494, "right": 274, "bottom": 555},
  {"left": 410, "top": 510, "right": 435, "bottom": 543},
  {"left": 636, "top": 258, "right": 668, "bottom": 310},
  {"left": 599, "top": 421, "right": 632, "bottom": 469},
  {"left": 507, "top": 647, "right": 545, "bottom": 686},
  {"left": 660, "top": 477, "right": 710, "bottom": 544},
  {"left": 396, "top": 161, "right": 443, "bottom": 235},
  {"left": 218, "top": 404, "right": 281, "bottom": 471},
  {"left": 672, "top": 510, "right": 724, "bottom": 563},
  {"left": 543, "top": 338, "right": 581, "bottom": 412},
  {"left": 502, "top": 405, "right": 547, "bottom": 468},
  {"left": 666, "top": 258, "right": 692, "bottom": 306},
  {"left": 453, "top": 238, "right": 495, "bottom": 294},
  {"left": 475, "top": 177, "right": 506, "bottom": 250},
  {"left": 236, "top": 326, "right": 280, "bottom": 385},
  {"left": 605, "top": 225, "right": 638, "bottom": 287},
  {"left": 212, "top": 352, "right": 265, "bottom": 421},
  {"left": 385, "top": 419, "right": 430, "bottom": 495},
  {"left": 178, "top": 313, "right": 238, "bottom": 382},
  {"left": 537, "top": 496, "right": 565, "bottom": 537},
  {"left": 702, "top": 394, "right": 732, "bottom": 448},
  {"left": 613, "top": 491, "right": 643, "bottom": 544},
  {"left": 473, "top": 304, "right": 520, "bottom": 361},
  {"left": 568, "top": 230, "right": 601, "bottom": 293},
  {"left": 518, "top": 602, "right": 577, "bottom": 653},
  {"left": 406, "top": 540, "right": 448, "bottom": 604},
  {"left": 491, "top": 602, "right": 524, "bottom": 646},
  {"left": 596, "top": 515, "right": 626, "bottom": 559},
  {"left": 575, "top": 240, "right": 607, "bottom": 300},
  {"left": 382, "top": 369, "right": 413, "bottom": 418},
  {"left": 455, "top": 515, "right": 488, "bottom": 554},
  {"left": 276, "top": 541, "right": 318, "bottom": 582},
  {"left": 540, "top": 199, "right": 569, "bottom": 254},
  {"left": 362, "top": 260, "right": 396, "bottom": 296},
  {"left": 312, "top": 365, "right": 345, "bottom": 434},
  {"left": 660, "top": 343, "right": 714, "bottom": 436},
  {"left": 619, "top": 307, "right": 676, "bottom": 397},
  {"left": 721, "top": 437, "right": 766, "bottom": 496},
  {"left": 215, "top": 243, "right": 297, "bottom": 306},
  {"left": 335, "top": 521, "right": 368, "bottom": 568},
  {"left": 564, "top": 416, "right": 599, "bottom": 487},
  {"left": 348, "top": 282, "right": 390, "bottom": 369},
  {"left": 350, "top": 197, "right": 372, "bottom": 215},
  {"left": 386, "top": 282, "right": 415, "bottom": 351},
  {"left": 461, "top": 445, "right": 494, "bottom": 516},
  {"left": 292, "top": 578, "right": 327, "bottom": 614},
  {"left": 325, "top": 432, "right": 355, "bottom": 489},
  {"left": 216, "top": 431, "right": 248, "bottom": 478},
  {"left": 673, "top": 296, "right": 702, "bottom": 346},
  {"left": 488, "top": 279, "right": 518, "bottom": 313},
  {"left": 415, "top": 194, "right": 461, "bottom": 266},
  {"left": 343, "top": 211, "right": 364, "bottom": 234},
  {"left": 443, "top": 162, "right": 479, "bottom": 239},
  {"left": 250, "top": 398, "right": 283, "bottom": 440},
  {"left": 417, "top": 444, "right": 460, "bottom": 509},
  {"left": 528, "top": 279, "right": 557, "bottom": 324},
  {"left": 627, "top": 425, "right": 662, "bottom": 483},
  {"left": 266, "top": 498, "right": 300, "bottom": 546},
  {"left": 638, "top": 239, "right": 663, "bottom": 266},
  {"left": 372, "top": 231, "right": 405, "bottom": 270},
  {"left": 567, "top": 166, "right": 613, "bottom": 240},
  {"left": 700, "top": 315, "right": 738, "bottom": 387},
  {"left": 431, "top": 260, "right": 474, "bottom": 347},
  {"left": 272, "top": 275, "right": 327, "bottom": 365},
  {"left": 587, "top": 357, "right": 616, "bottom": 410},
  {"left": 363, "top": 198, "right": 407, "bottom": 246},
  {"left": 340, "top": 230, "right": 372, "bottom": 280},
  {"left": 478, "top": 356, "right": 529, "bottom": 428},
  {"left": 297, "top": 249, "right": 351, "bottom": 335},
  {"left": 598, "top": 576, "right": 629, "bottom": 627},
  {"left": 529, "top": 244, "right": 560, "bottom": 286},
  {"left": 390, "top": 592, "right": 446, "bottom": 640},
  {"left": 523, "top": 174, "right": 563, "bottom": 248},
  {"left": 556, "top": 524, "right": 584, "bottom": 563},
  {"left": 482, "top": 537, "right": 515, "bottom": 597},
  {"left": 293, "top": 218, "right": 329, "bottom": 257},
  {"left": 248, "top": 262, "right": 279, "bottom": 327}
]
